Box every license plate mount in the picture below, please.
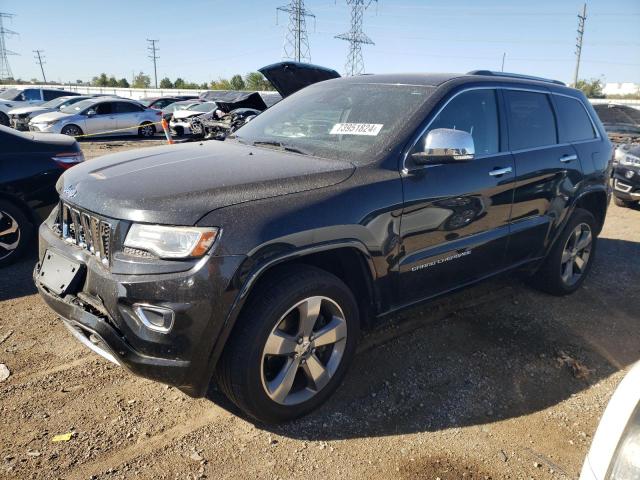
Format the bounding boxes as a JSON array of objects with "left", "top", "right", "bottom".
[{"left": 38, "top": 250, "right": 84, "bottom": 296}]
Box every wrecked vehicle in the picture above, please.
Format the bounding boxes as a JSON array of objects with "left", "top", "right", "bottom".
[
  {"left": 187, "top": 62, "right": 340, "bottom": 140},
  {"left": 35, "top": 70, "right": 612, "bottom": 423},
  {"left": 169, "top": 101, "right": 217, "bottom": 137},
  {"left": 612, "top": 144, "right": 640, "bottom": 208}
]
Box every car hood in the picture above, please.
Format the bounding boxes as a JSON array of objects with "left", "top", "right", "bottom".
[
  {"left": 172, "top": 110, "right": 206, "bottom": 120},
  {"left": 8, "top": 106, "right": 51, "bottom": 115},
  {"left": 31, "top": 111, "right": 73, "bottom": 123},
  {"left": 57, "top": 140, "right": 355, "bottom": 225},
  {"left": 259, "top": 61, "right": 341, "bottom": 98}
]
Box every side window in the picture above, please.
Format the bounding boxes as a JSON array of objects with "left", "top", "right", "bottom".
[
  {"left": 504, "top": 90, "right": 557, "bottom": 150},
  {"left": 115, "top": 102, "right": 143, "bottom": 113},
  {"left": 421, "top": 89, "right": 500, "bottom": 156},
  {"left": 95, "top": 102, "right": 113, "bottom": 115},
  {"left": 43, "top": 90, "right": 66, "bottom": 101},
  {"left": 554, "top": 95, "right": 596, "bottom": 142},
  {"left": 23, "top": 89, "right": 42, "bottom": 101}
]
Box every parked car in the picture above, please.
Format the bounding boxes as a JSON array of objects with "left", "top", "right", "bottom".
[
  {"left": 169, "top": 101, "right": 218, "bottom": 136},
  {"left": 139, "top": 96, "right": 183, "bottom": 110},
  {"left": 0, "top": 125, "right": 84, "bottom": 267},
  {"left": 0, "top": 87, "right": 79, "bottom": 126},
  {"left": 580, "top": 361, "right": 640, "bottom": 480},
  {"left": 160, "top": 100, "right": 202, "bottom": 122},
  {"left": 8, "top": 95, "right": 94, "bottom": 131},
  {"left": 29, "top": 98, "right": 162, "bottom": 138},
  {"left": 34, "top": 70, "right": 612, "bottom": 423},
  {"left": 612, "top": 144, "right": 640, "bottom": 208}
]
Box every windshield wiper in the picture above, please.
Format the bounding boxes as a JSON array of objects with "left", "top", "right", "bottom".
[{"left": 252, "top": 140, "right": 310, "bottom": 156}]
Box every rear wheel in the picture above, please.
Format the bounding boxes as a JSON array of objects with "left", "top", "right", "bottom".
[
  {"left": 138, "top": 122, "right": 155, "bottom": 138},
  {"left": 614, "top": 196, "right": 636, "bottom": 208},
  {"left": 0, "top": 200, "right": 33, "bottom": 268},
  {"left": 217, "top": 265, "right": 359, "bottom": 423},
  {"left": 61, "top": 124, "right": 83, "bottom": 137},
  {"left": 530, "top": 208, "right": 597, "bottom": 295}
]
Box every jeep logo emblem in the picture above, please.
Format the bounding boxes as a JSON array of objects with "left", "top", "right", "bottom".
[{"left": 62, "top": 185, "right": 77, "bottom": 198}]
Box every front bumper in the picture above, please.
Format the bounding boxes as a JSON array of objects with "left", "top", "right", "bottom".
[
  {"left": 613, "top": 166, "right": 640, "bottom": 201},
  {"left": 35, "top": 223, "right": 245, "bottom": 397},
  {"left": 29, "top": 123, "right": 58, "bottom": 133},
  {"left": 10, "top": 116, "right": 29, "bottom": 130}
]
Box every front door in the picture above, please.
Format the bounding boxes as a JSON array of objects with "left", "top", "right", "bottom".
[
  {"left": 83, "top": 101, "right": 116, "bottom": 135},
  {"left": 397, "top": 88, "right": 515, "bottom": 306}
]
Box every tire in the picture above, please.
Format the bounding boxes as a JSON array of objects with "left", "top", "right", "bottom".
[
  {"left": 0, "top": 112, "right": 9, "bottom": 127},
  {"left": 61, "top": 124, "right": 83, "bottom": 137},
  {"left": 0, "top": 200, "right": 33, "bottom": 268},
  {"left": 217, "top": 265, "right": 360, "bottom": 424},
  {"left": 138, "top": 122, "right": 155, "bottom": 138},
  {"left": 530, "top": 208, "right": 597, "bottom": 296},
  {"left": 614, "top": 196, "right": 636, "bottom": 208}
]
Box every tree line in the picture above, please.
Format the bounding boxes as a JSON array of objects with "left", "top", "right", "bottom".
[{"left": 89, "top": 72, "right": 275, "bottom": 91}]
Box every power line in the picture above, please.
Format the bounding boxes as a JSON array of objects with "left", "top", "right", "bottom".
[
  {"left": 573, "top": 3, "right": 587, "bottom": 87},
  {"left": 277, "top": 0, "right": 315, "bottom": 62},
  {"left": 0, "top": 12, "right": 18, "bottom": 81},
  {"left": 33, "top": 49, "right": 46, "bottom": 83},
  {"left": 335, "top": 0, "right": 377, "bottom": 76},
  {"left": 147, "top": 38, "right": 159, "bottom": 88}
]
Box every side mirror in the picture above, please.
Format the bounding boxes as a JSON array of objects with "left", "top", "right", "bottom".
[
  {"left": 411, "top": 128, "right": 475, "bottom": 165},
  {"left": 86, "top": 109, "right": 96, "bottom": 117}
]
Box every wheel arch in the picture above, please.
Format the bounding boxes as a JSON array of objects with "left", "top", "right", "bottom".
[
  {"left": 574, "top": 188, "right": 608, "bottom": 235},
  {"left": 61, "top": 123, "right": 84, "bottom": 136}
]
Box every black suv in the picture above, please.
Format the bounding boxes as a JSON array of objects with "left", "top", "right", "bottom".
[{"left": 34, "top": 71, "right": 612, "bottom": 423}]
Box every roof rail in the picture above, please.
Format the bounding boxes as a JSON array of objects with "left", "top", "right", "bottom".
[{"left": 467, "top": 70, "right": 566, "bottom": 86}]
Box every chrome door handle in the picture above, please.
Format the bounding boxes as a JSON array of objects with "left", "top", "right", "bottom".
[
  {"left": 560, "top": 154, "right": 578, "bottom": 163},
  {"left": 489, "top": 167, "right": 512, "bottom": 177}
]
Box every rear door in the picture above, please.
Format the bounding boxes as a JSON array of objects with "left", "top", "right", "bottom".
[
  {"left": 503, "top": 89, "right": 584, "bottom": 265},
  {"left": 114, "top": 102, "right": 145, "bottom": 134},
  {"left": 397, "top": 88, "right": 515, "bottom": 305}
]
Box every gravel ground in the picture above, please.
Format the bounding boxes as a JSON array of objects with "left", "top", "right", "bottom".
[{"left": 1, "top": 138, "right": 639, "bottom": 480}]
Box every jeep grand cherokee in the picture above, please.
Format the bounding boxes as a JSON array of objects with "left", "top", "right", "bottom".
[{"left": 34, "top": 70, "right": 612, "bottom": 423}]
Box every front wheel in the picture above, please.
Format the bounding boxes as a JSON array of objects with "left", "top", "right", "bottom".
[
  {"left": 61, "top": 124, "right": 83, "bottom": 137},
  {"left": 530, "top": 208, "right": 597, "bottom": 295},
  {"left": 138, "top": 122, "right": 155, "bottom": 138},
  {"left": 217, "top": 265, "right": 359, "bottom": 424}
]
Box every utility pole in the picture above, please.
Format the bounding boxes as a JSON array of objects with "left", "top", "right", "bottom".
[
  {"left": 277, "top": 1, "right": 315, "bottom": 62},
  {"left": 0, "top": 12, "right": 18, "bottom": 81},
  {"left": 146, "top": 38, "right": 159, "bottom": 88},
  {"left": 573, "top": 3, "right": 587, "bottom": 87},
  {"left": 335, "top": 0, "right": 377, "bottom": 76},
  {"left": 501, "top": 52, "right": 506, "bottom": 72},
  {"left": 33, "top": 49, "right": 46, "bottom": 83}
]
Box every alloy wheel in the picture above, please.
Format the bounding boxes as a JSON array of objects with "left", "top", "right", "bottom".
[
  {"left": 140, "top": 124, "right": 154, "bottom": 137},
  {"left": 0, "top": 210, "right": 21, "bottom": 261},
  {"left": 560, "top": 222, "right": 592, "bottom": 286},
  {"left": 260, "top": 296, "right": 348, "bottom": 406}
]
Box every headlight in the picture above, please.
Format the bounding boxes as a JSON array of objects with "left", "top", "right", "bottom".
[
  {"left": 620, "top": 154, "right": 640, "bottom": 167},
  {"left": 124, "top": 224, "right": 219, "bottom": 259},
  {"left": 608, "top": 405, "right": 640, "bottom": 479}
]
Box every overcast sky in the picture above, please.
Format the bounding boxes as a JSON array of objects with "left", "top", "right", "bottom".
[{"left": 3, "top": 0, "right": 639, "bottom": 85}]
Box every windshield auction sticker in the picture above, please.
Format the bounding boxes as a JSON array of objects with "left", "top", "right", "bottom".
[{"left": 330, "top": 123, "right": 383, "bottom": 136}]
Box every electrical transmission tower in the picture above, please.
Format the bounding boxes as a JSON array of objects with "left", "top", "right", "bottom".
[
  {"left": 277, "top": 0, "right": 315, "bottom": 62},
  {"left": 147, "top": 39, "right": 159, "bottom": 88},
  {"left": 0, "top": 12, "right": 18, "bottom": 81},
  {"left": 335, "top": 0, "right": 377, "bottom": 76},
  {"left": 33, "top": 49, "right": 46, "bottom": 83},
  {"left": 572, "top": 3, "right": 587, "bottom": 87}
]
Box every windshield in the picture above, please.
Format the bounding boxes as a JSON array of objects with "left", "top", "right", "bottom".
[
  {"left": 41, "top": 96, "right": 79, "bottom": 109},
  {"left": 60, "top": 99, "right": 96, "bottom": 114},
  {"left": 0, "top": 88, "right": 21, "bottom": 100},
  {"left": 189, "top": 102, "right": 217, "bottom": 112},
  {"left": 234, "top": 82, "right": 435, "bottom": 163}
]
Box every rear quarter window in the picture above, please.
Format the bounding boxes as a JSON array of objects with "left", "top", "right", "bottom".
[
  {"left": 504, "top": 90, "right": 557, "bottom": 150},
  {"left": 554, "top": 95, "right": 596, "bottom": 142}
]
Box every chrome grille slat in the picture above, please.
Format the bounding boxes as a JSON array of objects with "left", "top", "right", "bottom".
[{"left": 54, "top": 202, "right": 112, "bottom": 266}]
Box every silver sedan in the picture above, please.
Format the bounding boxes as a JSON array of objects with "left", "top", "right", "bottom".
[{"left": 29, "top": 98, "right": 162, "bottom": 138}]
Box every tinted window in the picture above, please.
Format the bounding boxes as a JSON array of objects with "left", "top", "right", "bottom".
[
  {"left": 23, "top": 89, "right": 41, "bottom": 101},
  {"left": 423, "top": 89, "right": 500, "bottom": 155},
  {"left": 504, "top": 91, "right": 556, "bottom": 150},
  {"left": 95, "top": 102, "right": 114, "bottom": 115},
  {"left": 115, "top": 102, "right": 143, "bottom": 113},
  {"left": 555, "top": 95, "right": 596, "bottom": 142},
  {"left": 43, "top": 90, "right": 68, "bottom": 101}
]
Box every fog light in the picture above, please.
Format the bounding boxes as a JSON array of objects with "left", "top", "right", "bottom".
[
  {"left": 625, "top": 170, "right": 635, "bottom": 179},
  {"left": 133, "top": 304, "right": 175, "bottom": 333}
]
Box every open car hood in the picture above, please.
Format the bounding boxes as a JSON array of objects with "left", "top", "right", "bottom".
[{"left": 258, "top": 61, "right": 341, "bottom": 98}]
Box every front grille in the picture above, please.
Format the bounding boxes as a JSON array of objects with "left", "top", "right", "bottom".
[{"left": 54, "top": 202, "right": 113, "bottom": 266}]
